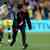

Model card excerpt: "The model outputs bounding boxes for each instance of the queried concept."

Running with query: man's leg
[0,32,3,42]
[8,27,11,39]
[8,33,11,39]
[7,27,12,43]
[21,26,28,49]
[10,28,18,46]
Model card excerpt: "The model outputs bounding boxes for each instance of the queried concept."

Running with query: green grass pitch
[0,32,50,50]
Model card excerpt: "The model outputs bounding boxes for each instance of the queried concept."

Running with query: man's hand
[19,21,23,26]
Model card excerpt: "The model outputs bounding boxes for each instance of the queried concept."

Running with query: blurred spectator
[48,0,50,19]
[45,12,48,20]
[7,0,16,19]
[35,7,42,19]
[2,0,50,20]
[25,2,33,19]
[29,0,38,18]
[43,0,48,19]
[38,0,44,19]
[0,2,8,19]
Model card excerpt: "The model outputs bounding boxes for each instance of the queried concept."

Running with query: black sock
[0,38,2,42]
[8,34,11,39]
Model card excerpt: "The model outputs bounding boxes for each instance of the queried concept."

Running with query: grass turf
[0,32,50,50]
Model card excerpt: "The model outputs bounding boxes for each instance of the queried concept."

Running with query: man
[7,0,16,42]
[0,21,3,43]
[43,0,48,19]
[26,2,33,19]
[0,1,8,43]
[29,0,37,18]
[0,1,8,19]
[10,4,32,49]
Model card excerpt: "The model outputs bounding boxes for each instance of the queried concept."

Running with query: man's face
[23,5,27,11]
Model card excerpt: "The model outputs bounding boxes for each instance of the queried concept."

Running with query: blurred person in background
[35,7,42,19]
[0,1,8,19]
[0,0,3,39]
[0,0,8,45]
[0,20,4,46]
[7,0,16,42]
[8,0,15,19]
[43,0,48,19]
[28,0,38,19]
[25,2,33,19]
[38,0,44,19]
[0,1,13,43]
[48,0,50,19]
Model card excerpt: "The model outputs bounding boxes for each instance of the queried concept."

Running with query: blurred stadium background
[0,0,50,50]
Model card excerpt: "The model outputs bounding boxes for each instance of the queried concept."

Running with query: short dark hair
[17,4,23,9]
[25,2,29,6]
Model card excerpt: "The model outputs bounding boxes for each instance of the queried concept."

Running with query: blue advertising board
[0,20,50,32]
[25,20,50,32]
